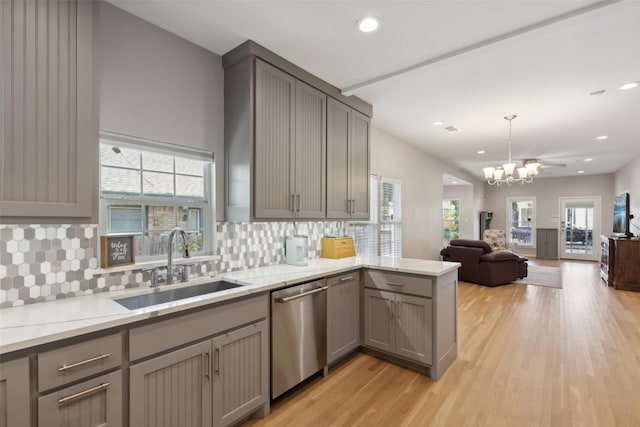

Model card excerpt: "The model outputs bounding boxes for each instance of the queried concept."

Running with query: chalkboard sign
[100,235,135,268]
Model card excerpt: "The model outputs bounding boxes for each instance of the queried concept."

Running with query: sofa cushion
[449,239,493,254]
[480,250,520,262]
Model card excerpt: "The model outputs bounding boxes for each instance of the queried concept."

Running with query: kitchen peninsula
[0,256,459,427]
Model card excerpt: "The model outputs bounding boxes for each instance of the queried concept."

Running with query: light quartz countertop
[0,256,459,355]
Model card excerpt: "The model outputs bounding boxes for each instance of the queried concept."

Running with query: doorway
[559,196,601,261]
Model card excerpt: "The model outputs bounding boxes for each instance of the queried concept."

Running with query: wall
[99,2,225,220]
[614,156,640,236]
[483,174,614,257]
[370,127,485,259]
[443,184,475,240]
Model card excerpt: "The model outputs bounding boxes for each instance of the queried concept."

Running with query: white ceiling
[107,0,640,182]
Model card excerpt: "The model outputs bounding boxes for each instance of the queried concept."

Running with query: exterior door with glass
[559,197,600,261]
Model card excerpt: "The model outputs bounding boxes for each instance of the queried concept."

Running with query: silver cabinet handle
[290,194,296,212]
[58,354,111,372]
[205,350,211,380]
[397,301,400,320]
[58,383,110,406]
[296,194,301,213]
[277,286,328,303]
[339,276,354,282]
[385,282,404,287]
[215,347,220,375]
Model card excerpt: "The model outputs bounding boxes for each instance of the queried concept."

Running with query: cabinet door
[0,0,95,219]
[294,80,326,218]
[0,358,30,427]
[326,98,351,219]
[350,110,370,219]
[38,370,122,427]
[130,341,212,427]
[363,288,395,353]
[254,59,295,219]
[327,272,361,364]
[212,321,269,427]
[395,294,433,364]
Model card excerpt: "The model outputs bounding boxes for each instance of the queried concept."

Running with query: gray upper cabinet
[0,0,96,221]
[326,98,370,220]
[253,60,326,219]
[223,41,370,222]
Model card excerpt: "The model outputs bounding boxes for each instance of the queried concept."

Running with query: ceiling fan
[520,158,567,173]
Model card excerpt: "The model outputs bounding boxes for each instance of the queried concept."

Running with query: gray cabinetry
[537,228,558,259]
[0,357,30,427]
[363,288,432,365]
[130,341,212,427]
[212,321,269,426]
[327,271,361,364]
[226,58,326,221]
[326,98,370,219]
[0,0,96,221]
[38,370,122,427]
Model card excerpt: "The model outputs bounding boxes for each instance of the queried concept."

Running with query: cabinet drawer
[129,294,269,361]
[327,270,360,286]
[38,370,122,427]
[364,270,432,298]
[38,333,122,392]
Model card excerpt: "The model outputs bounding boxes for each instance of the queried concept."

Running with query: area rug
[515,265,562,289]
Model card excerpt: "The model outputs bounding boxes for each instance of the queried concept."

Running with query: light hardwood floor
[245,259,640,426]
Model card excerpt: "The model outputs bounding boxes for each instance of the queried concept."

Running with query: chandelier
[482,115,539,186]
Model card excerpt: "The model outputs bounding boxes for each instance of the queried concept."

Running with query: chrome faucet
[167,227,191,284]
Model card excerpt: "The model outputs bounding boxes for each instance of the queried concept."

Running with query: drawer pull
[339,276,354,282]
[385,282,404,287]
[58,383,110,406]
[58,353,111,372]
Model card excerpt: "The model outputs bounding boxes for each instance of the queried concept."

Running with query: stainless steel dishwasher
[271,279,327,399]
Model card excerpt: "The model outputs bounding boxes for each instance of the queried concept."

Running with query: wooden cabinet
[362,269,457,380]
[536,228,558,259]
[0,0,96,221]
[212,321,269,427]
[254,60,326,219]
[130,341,212,427]
[610,238,640,291]
[0,358,30,427]
[363,288,432,365]
[37,332,123,427]
[38,370,122,427]
[327,271,361,364]
[326,98,370,220]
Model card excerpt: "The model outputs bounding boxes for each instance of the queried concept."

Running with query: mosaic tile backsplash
[0,221,347,308]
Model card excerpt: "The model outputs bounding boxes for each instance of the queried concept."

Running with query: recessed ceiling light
[432,121,444,126]
[595,135,608,140]
[577,170,585,174]
[452,181,459,185]
[619,81,639,91]
[356,17,380,33]
[584,158,593,162]
[477,150,486,154]
[589,90,606,96]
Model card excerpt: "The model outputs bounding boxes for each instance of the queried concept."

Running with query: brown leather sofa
[440,239,528,287]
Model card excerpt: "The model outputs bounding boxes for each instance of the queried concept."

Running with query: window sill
[93,255,220,276]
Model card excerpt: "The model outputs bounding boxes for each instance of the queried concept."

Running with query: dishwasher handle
[276,286,328,303]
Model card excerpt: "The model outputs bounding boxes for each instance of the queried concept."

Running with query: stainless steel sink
[114,281,243,310]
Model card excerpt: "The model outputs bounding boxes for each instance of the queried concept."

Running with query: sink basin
[114,281,243,310]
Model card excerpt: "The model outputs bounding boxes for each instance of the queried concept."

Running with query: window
[99,135,213,260]
[443,199,460,244]
[506,197,536,247]
[350,175,402,257]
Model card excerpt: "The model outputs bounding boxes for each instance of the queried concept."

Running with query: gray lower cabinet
[0,358,30,427]
[537,228,559,259]
[212,321,269,426]
[0,0,96,220]
[363,288,432,365]
[326,97,370,220]
[130,341,213,427]
[38,370,122,427]
[327,271,361,364]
